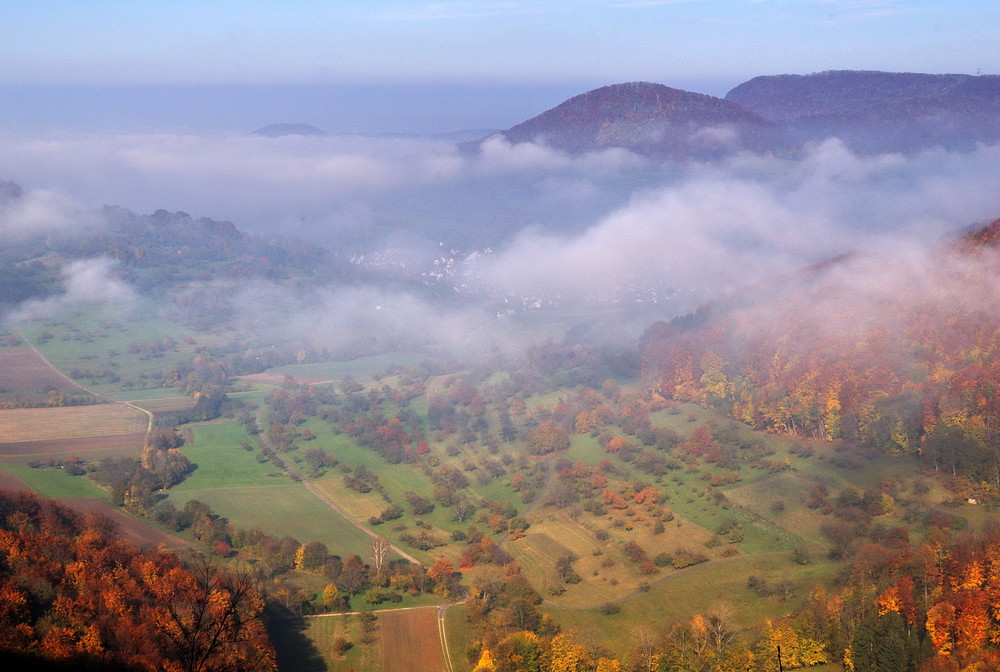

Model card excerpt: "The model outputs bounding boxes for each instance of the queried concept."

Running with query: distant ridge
[725,70,1000,121]
[481,72,1000,159]
[495,81,777,159]
[725,71,1000,152]
[252,123,328,137]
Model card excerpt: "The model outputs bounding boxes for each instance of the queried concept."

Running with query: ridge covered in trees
[641,218,1000,487]
[484,71,1000,158]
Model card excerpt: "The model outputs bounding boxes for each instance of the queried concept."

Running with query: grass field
[0,404,147,443]
[445,605,474,672]
[172,419,285,490]
[508,507,717,607]
[130,396,195,413]
[17,309,236,398]
[0,462,109,499]
[544,552,841,660]
[167,484,373,557]
[267,353,430,382]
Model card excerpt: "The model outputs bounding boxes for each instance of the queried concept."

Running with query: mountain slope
[641,218,1000,479]
[252,123,328,137]
[495,81,778,159]
[726,71,1000,151]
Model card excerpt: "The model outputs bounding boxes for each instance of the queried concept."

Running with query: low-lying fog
[4,129,1000,356]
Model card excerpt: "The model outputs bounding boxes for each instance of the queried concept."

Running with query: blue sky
[4,1,998,90]
[1,1,998,133]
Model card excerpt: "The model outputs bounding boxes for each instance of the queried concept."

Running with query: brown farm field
[60,498,192,550]
[0,347,84,402]
[0,470,33,492]
[0,404,147,443]
[377,608,446,672]
[0,434,145,460]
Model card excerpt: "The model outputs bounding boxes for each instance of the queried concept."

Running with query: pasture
[545,552,840,660]
[508,507,716,607]
[0,462,109,499]
[171,419,285,490]
[16,309,234,398]
[166,484,373,558]
[266,352,430,382]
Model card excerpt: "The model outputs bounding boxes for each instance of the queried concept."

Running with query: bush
[747,575,771,596]
[332,637,353,656]
[652,552,673,567]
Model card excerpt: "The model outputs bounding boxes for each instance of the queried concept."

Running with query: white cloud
[0,186,103,243]
[4,257,136,324]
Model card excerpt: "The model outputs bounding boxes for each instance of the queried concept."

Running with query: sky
[1,1,998,133]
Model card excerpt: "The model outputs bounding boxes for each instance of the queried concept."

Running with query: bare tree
[371,535,390,574]
[629,626,661,672]
[704,604,737,656]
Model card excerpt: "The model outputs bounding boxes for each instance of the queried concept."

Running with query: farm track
[12,329,155,439]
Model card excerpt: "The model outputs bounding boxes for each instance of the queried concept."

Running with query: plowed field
[378,608,445,672]
[0,348,83,402]
[0,405,147,443]
[61,498,191,550]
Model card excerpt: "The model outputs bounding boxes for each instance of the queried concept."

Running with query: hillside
[0,489,275,671]
[641,217,1000,483]
[252,123,328,137]
[726,70,1000,152]
[494,81,778,159]
[483,72,1000,159]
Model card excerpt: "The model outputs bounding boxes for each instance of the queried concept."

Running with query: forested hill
[494,81,778,158]
[96,206,337,289]
[725,71,1000,152]
[483,71,1000,158]
[640,218,1000,483]
[1,182,346,315]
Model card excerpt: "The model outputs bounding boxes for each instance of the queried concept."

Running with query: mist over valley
[6,68,1000,672]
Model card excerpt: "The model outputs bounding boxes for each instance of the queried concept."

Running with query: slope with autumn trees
[641,218,1000,489]
[0,489,275,672]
